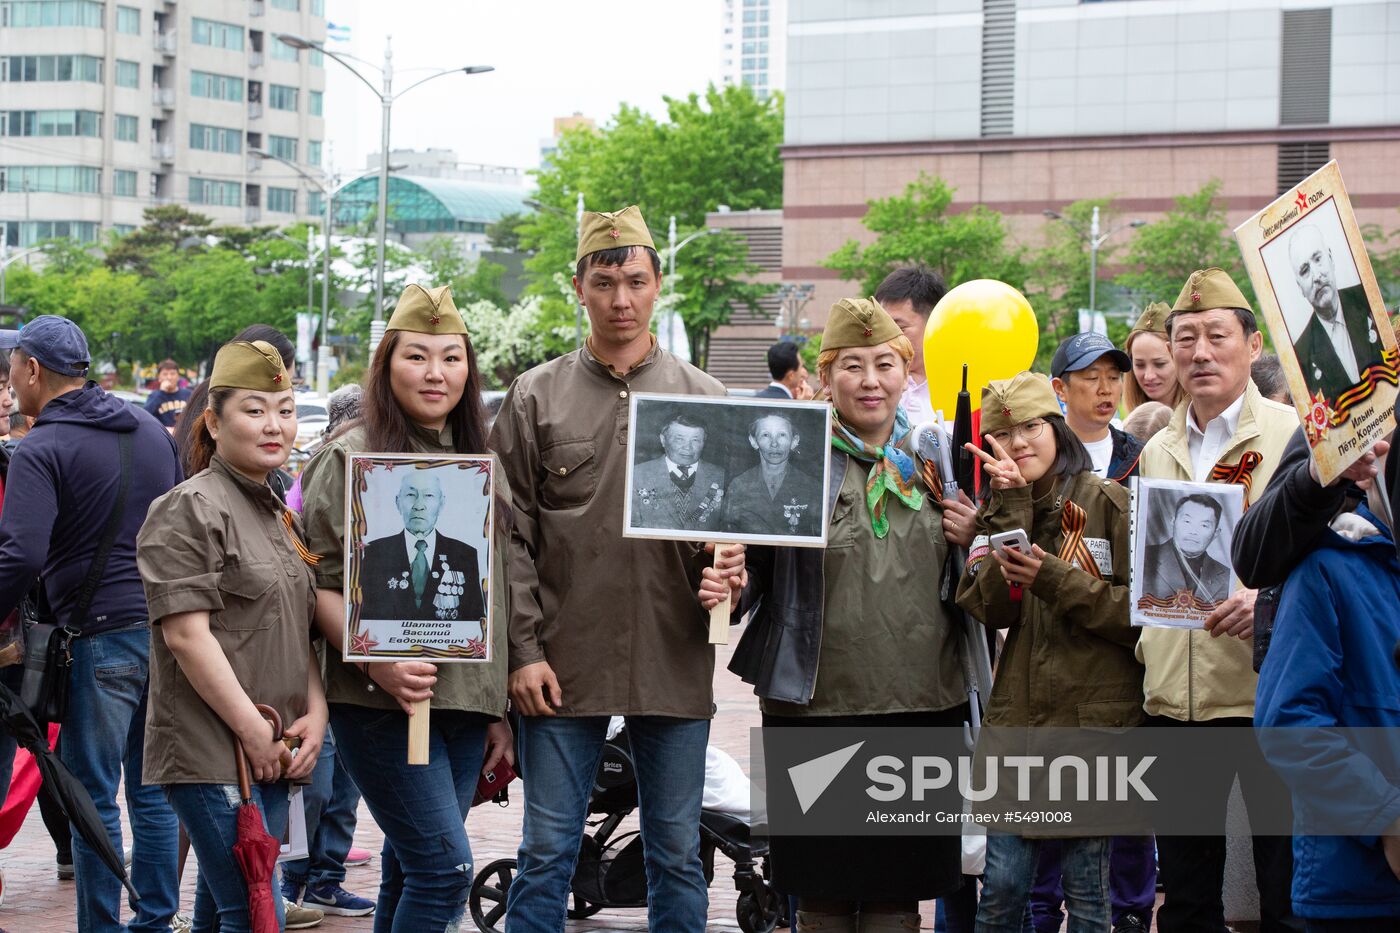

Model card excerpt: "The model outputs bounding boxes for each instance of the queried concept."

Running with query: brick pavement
[0,632,1162,931]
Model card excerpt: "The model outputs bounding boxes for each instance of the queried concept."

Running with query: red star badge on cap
[1191,292,1201,304]
[862,327,873,337]
[609,228,620,239]
[273,372,283,384]
[429,313,441,326]
[1001,406,1012,418]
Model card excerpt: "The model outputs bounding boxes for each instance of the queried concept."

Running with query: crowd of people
[0,200,1390,933]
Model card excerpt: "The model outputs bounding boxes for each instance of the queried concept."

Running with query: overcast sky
[321,0,724,182]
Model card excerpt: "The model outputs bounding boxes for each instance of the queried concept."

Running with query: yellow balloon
[922,280,1039,417]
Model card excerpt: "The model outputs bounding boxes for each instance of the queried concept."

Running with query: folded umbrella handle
[235,704,292,803]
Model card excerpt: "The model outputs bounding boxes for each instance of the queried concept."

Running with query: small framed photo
[343,454,494,662]
[1234,161,1399,485]
[1129,478,1244,630]
[623,393,832,547]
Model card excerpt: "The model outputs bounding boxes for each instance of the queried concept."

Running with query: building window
[270,39,298,61]
[112,224,135,236]
[192,17,244,51]
[113,169,137,197]
[307,140,321,165]
[114,113,137,141]
[269,84,298,111]
[309,48,322,67]
[3,220,99,247]
[189,177,241,206]
[115,59,139,88]
[0,0,103,27]
[115,4,139,33]
[308,90,323,116]
[310,0,323,14]
[0,165,101,193]
[189,123,241,153]
[191,70,244,102]
[307,190,324,215]
[270,0,298,9]
[267,186,296,213]
[268,134,297,161]
[0,54,102,82]
[1,109,102,137]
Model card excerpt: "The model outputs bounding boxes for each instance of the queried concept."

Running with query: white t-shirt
[1083,433,1114,478]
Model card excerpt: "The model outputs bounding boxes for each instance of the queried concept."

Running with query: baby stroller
[468,724,784,933]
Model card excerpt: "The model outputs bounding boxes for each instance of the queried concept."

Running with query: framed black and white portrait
[343,454,494,662]
[1129,478,1244,629]
[623,393,832,547]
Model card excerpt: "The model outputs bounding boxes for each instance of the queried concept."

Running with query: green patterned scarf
[830,407,923,538]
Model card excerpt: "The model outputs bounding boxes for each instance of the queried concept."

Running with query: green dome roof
[334,174,528,235]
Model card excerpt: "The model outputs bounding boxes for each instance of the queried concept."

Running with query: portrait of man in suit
[359,471,486,622]
[630,413,727,531]
[1142,493,1233,606]
[1287,223,1384,405]
[721,412,822,537]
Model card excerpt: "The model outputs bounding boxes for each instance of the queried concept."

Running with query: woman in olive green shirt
[299,284,511,932]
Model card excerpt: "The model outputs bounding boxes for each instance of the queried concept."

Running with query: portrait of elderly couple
[624,395,832,546]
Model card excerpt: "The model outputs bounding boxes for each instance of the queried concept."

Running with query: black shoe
[1113,916,1149,933]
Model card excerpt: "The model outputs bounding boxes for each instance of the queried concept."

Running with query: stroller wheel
[468,858,516,933]
[566,891,603,920]
[736,887,781,933]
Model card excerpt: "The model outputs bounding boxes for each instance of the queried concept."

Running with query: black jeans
[1147,715,1301,933]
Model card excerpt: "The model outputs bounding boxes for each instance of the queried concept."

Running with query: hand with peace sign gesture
[964,435,1028,491]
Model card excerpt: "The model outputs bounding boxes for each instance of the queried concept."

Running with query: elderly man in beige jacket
[1136,268,1302,933]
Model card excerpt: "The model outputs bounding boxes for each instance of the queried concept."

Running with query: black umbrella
[0,680,138,900]
[952,363,976,494]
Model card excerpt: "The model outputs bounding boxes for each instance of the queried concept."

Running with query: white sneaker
[171,913,192,933]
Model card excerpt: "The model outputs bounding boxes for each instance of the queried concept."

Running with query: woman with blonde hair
[730,297,978,933]
[1124,303,1185,412]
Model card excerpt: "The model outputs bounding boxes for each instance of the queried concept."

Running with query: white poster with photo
[1129,478,1244,629]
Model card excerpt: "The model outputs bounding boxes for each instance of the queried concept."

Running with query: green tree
[1361,211,1400,304]
[417,237,510,307]
[105,205,212,275]
[521,83,784,357]
[822,174,1026,295]
[1115,180,1253,307]
[667,231,772,369]
[486,212,530,253]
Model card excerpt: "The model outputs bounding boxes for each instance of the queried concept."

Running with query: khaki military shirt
[763,455,966,718]
[489,344,724,718]
[298,424,509,716]
[138,455,316,785]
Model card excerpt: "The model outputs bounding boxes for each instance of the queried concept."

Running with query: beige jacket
[1137,380,1298,721]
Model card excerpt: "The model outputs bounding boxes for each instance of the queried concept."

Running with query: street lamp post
[277,33,492,355]
[1043,206,1147,312]
[1,243,54,305]
[663,217,722,361]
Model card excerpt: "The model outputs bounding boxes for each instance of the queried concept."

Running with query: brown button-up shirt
[138,455,316,785]
[489,344,724,718]
[298,424,510,716]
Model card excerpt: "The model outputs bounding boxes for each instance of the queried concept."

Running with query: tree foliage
[1114,180,1253,307]
[1024,198,1129,370]
[520,83,784,358]
[822,174,1027,295]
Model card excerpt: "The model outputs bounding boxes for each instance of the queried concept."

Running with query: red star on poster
[348,630,379,656]
[1294,190,1308,213]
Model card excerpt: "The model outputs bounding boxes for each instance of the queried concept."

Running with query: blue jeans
[976,835,1108,933]
[282,728,361,889]
[61,625,179,933]
[330,703,487,933]
[507,715,709,933]
[166,781,290,933]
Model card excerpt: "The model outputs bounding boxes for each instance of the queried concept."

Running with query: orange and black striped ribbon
[1057,499,1103,580]
[282,510,322,567]
[1209,450,1263,510]
[1329,347,1400,426]
[920,460,945,504]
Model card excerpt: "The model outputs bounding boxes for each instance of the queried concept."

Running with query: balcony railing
[153,31,176,55]
[245,206,262,223]
[151,141,175,161]
[248,101,263,120]
[249,50,264,68]
[152,87,175,109]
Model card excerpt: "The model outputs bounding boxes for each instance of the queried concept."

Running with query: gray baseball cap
[0,316,91,377]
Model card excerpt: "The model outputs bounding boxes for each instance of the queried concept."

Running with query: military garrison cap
[209,340,288,392]
[1171,268,1252,315]
[385,284,468,336]
[979,372,1061,436]
[821,297,903,352]
[576,205,656,263]
[1130,302,1171,338]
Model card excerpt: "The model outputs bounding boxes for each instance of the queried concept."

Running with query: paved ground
[0,632,1170,932]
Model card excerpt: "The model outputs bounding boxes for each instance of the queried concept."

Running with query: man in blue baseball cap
[1050,331,1144,482]
[0,315,181,930]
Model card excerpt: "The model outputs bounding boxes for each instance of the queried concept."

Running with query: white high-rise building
[0,0,327,248]
[720,0,786,99]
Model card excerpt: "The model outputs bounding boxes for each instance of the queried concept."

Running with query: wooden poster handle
[708,543,735,645]
[407,699,430,765]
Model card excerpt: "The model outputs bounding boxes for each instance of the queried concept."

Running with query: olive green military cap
[209,340,288,392]
[385,283,468,336]
[1171,268,1252,315]
[979,371,1061,435]
[1131,301,1171,338]
[821,297,903,352]
[576,205,656,263]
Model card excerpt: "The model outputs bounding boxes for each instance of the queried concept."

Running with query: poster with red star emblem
[342,453,497,663]
[1234,161,1398,485]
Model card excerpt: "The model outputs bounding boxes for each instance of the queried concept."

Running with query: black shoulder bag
[20,433,134,724]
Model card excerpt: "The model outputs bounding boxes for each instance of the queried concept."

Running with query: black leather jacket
[727,449,847,704]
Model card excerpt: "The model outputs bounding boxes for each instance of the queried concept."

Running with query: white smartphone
[989,529,1031,556]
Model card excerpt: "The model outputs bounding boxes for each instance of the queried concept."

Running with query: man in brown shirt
[490,205,744,932]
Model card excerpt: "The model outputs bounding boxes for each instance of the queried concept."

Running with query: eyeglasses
[987,419,1048,446]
